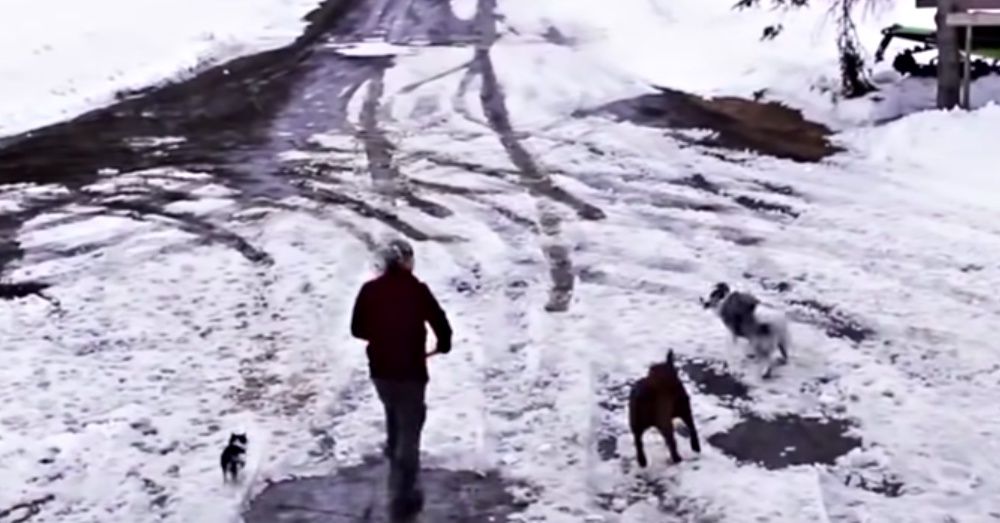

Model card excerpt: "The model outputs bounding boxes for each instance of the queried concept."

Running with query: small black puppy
[220,433,248,483]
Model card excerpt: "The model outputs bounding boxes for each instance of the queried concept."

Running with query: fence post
[937,0,963,108]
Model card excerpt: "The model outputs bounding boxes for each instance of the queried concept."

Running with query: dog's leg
[761,359,774,379]
[773,320,789,364]
[744,336,758,360]
[778,339,789,364]
[657,425,682,464]
[677,403,701,454]
[628,383,651,468]
[632,428,648,468]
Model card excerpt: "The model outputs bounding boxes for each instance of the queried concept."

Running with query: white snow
[497,0,1000,128]
[0,0,322,138]
[327,41,416,57]
[2,0,1000,522]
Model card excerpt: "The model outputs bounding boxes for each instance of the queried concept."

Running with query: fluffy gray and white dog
[701,282,790,379]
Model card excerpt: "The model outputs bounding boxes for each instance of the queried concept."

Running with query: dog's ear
[714,282,730,294]
[666,349,675,367]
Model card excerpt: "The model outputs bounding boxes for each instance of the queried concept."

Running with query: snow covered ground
[500,0,1000,128]
[2,0,1000,522]
[0,0,322,138]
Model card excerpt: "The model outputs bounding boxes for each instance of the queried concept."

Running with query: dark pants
[372,379,426,502]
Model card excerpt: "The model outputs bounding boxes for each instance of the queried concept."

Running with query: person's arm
[350,283,371,341]
[422,283,452,354]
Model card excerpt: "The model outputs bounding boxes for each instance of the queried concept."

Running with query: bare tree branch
[733,0,882,98]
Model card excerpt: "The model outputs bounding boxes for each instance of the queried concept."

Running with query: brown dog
[628,350,701,467]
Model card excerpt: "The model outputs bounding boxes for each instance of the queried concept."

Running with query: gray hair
[379,238,414,269]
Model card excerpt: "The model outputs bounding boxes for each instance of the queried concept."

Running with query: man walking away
[350,238,452,519]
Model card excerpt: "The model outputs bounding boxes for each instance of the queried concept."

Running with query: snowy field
[2,0,1000,522]
[0,0,322,137]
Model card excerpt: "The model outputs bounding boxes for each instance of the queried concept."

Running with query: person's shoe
[390,489,424,520]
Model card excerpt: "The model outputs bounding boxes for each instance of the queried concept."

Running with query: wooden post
[936,0,962,108]
[962,24,973,107]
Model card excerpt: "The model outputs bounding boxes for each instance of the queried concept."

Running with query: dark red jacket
[350,268,452,382]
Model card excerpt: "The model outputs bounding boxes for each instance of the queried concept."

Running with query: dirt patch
[0,213,24,276]
[541,26,573,46]
[576,266,682,296]
[673,174,722,195]
[741,272,794,294]
[243,459,533,522]
[717,227,765,246]
[789,298,875,344]
[449,262,484,296]
[731,194,799,217]
[680,359,751,404]
[0,494,55,523]
[670,173,800,218]
[841,469,905,498]
[708,414,861,470]
[593,471,722,520]
[580,87,841,163]
[754,180,799,197]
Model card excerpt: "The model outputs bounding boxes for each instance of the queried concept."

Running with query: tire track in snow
[470,1,604,312]
[259,0,464,240]
[251,199,382,254]
[473,48,607,227]
[297,181,459,243]
[479,259,543,459]
[219,215,314,420]
[365,0,480,124]
[453,60,490,129]
[306,0,473,230]
[407,149,762,254]
[516,138,784,247]
[6,185,274,272]
[358,67,454,219]
[383,58,475,129]
[227,217,378,465]
[434,197,596,515]
[434,193,573,499]
[480,277,580,511]
[670,173,800,219]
